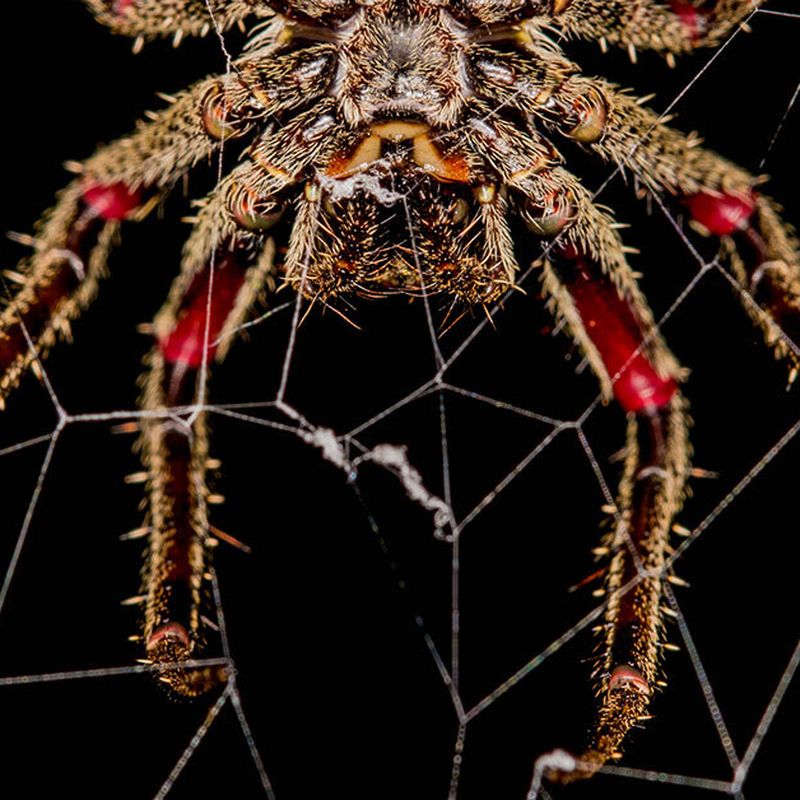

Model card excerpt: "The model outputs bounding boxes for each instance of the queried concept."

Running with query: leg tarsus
[585,398,689,770]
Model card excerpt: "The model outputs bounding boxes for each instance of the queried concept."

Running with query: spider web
[1,2,799,798]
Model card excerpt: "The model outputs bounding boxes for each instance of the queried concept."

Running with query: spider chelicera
[2,0,798,782]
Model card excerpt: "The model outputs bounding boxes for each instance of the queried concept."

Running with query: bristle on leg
[137,237,273,696]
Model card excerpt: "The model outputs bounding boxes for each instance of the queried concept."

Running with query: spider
[2,0,798,784]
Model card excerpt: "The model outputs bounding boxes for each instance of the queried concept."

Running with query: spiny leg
[542,76,800,368]
[554,0,765,56]
[528,170,685,440]
[0,43,333,405]
[137,96,345,688]
[543,247,689,778]
[592,398,688,768]
[1,180,142,404]
[139,181,279,695]
[720,199,800,365]
[0,75,244,403]
[83,0,265,41]
[515,167,690,777]
[1,36,338,685]
[139,244,274,695]
[460,105,683,387]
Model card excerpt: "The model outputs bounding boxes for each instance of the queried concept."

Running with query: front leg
[545,241,690,777]
[0,73,249,404]
[135,127,330,690]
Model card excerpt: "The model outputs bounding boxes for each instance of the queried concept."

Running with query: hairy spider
[3,0,798,783]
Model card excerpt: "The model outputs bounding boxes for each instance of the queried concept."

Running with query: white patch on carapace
[319,171,406,205]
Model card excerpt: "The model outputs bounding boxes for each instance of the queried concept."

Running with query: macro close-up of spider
[2,1,799,798]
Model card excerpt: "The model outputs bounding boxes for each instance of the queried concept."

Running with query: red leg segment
[685,190,800,365]
[548,243,688,778]
[553,243,678,413]
[0,180,145,401]
[159,253,249,371]
[141,239,270,695]
[561,247,677,413]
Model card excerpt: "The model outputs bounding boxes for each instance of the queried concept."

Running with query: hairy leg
[462,34,790,773]
[1,33,341,689]
[135,94,349,688]
[138,231,274,695]
[82,0,266,41]
[517,167,690,777]
[543,76,800,367]
[542,247,689,778]
[554,0,764,57]
[0,41,333,405]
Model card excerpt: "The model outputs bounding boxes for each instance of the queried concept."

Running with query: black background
[1,2,799,798]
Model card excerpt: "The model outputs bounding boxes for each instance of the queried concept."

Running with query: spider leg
[0,78,239,403]
[463,103,675,374]
[543,77,800,369]
[138,164,281,696]
[542,250,689,779]
[578,392,688,777]
[1,46,334,405]
[138,233,274,696]
[553,0,765,58]
[137,99,345,691]
[82,1,267,42]
[513,167,689,778]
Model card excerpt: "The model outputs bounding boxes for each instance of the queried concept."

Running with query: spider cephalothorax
[4,0,799,785]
